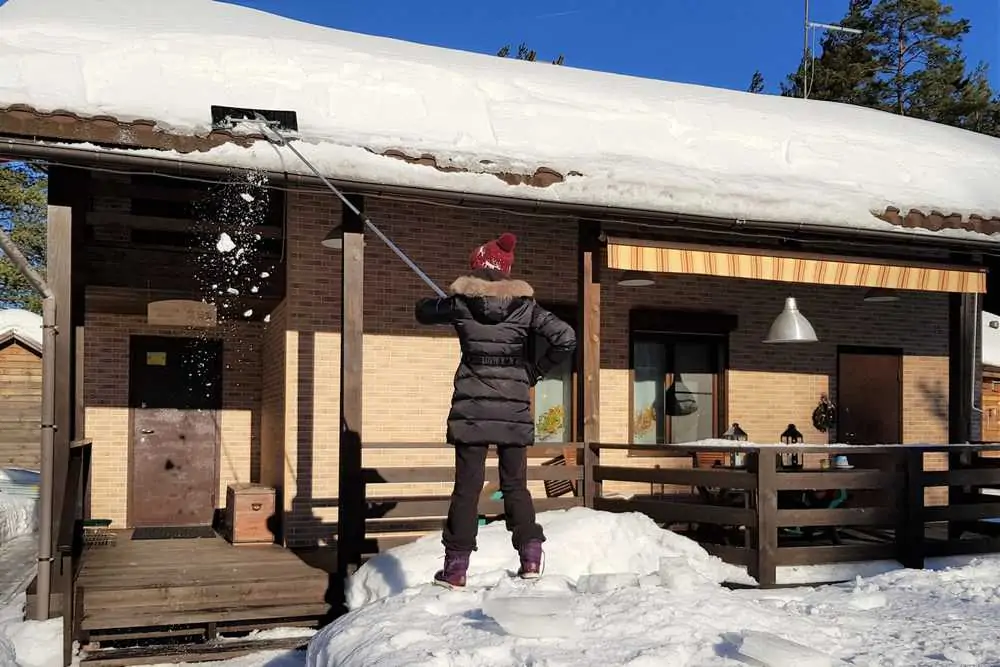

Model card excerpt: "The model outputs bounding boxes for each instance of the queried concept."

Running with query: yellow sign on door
[146,351,167,366]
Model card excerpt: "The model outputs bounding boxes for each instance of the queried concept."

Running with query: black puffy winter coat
[415,270,577,447]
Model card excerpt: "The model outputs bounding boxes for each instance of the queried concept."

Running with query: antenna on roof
[802,0,865,99]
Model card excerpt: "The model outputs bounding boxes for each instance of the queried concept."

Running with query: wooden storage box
[224,483,275,545]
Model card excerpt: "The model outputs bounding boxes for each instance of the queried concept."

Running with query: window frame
[529,303,578,444]
[627,309,735,457]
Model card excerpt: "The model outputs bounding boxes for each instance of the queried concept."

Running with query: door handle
[140,429,155,435]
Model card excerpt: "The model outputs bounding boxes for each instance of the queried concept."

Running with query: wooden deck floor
[76,530,336,650]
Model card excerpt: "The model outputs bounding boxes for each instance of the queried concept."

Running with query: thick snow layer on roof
[0,309,41,352]
[2,0,1000,238]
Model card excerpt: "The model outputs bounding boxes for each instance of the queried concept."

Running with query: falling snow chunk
[263,314,271,323]
[260,272,270,279]
[243,309,253,318]
[250,286,259,294]
[240,192,254,202]
[226,287,239,295]
[216,232,236,253]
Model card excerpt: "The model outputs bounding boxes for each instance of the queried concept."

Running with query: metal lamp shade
[320,224,343,250]
[863,287,900,303]
[763,297,818,343]
[618,270,654,287]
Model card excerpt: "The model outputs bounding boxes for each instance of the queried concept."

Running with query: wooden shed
[0,308,42,469]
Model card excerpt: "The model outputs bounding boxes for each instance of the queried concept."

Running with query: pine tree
[747,70,766,94]
[775,0,999,137]
[866,0,972,118]
[497,43,565,65]
[0,162,47,313]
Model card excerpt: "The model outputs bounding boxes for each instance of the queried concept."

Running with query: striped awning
[606,240,986,294]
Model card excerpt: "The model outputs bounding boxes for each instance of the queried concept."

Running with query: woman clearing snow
[414,232,577,588]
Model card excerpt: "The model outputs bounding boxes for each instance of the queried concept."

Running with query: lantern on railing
[780,423,804,469]
[723,422,748,467]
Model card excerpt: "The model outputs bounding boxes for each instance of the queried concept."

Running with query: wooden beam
[336,195,365,586]
[45,205,73,615]
[577,220,601,505]
[949,292,977,443]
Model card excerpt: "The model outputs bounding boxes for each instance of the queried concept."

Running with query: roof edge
[2,134,998,252]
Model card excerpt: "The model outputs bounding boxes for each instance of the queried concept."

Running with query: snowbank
[0,594,61,667]
[983,311,1000,368]
[0,497,36,546]
[1,0,1000,238]
[310,550,1000,667]
[346,507,754,609]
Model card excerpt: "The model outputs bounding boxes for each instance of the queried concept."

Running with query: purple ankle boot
[433,550,470,589]
[517,540,544,579]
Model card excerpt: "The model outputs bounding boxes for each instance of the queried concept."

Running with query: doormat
[131,525,217,540]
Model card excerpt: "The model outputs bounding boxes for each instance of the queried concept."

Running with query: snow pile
[983,310,1000,367]
[346,507,754,609]
[2,0,1000,237]
[0,311,41,352]
[0,594,61,667]
[309,549,1000,667]
[0,497,37,546]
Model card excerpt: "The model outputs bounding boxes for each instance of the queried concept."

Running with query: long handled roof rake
[211,105,447,298]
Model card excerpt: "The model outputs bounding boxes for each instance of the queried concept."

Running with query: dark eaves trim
[2,134,999,253]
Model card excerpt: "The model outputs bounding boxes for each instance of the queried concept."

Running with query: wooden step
[80,635,311,666]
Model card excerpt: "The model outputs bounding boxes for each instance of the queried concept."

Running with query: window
[530,305,577,444]
[628,309,733,450]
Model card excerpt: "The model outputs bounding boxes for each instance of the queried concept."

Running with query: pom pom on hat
[470,232,517,276]
[496,232,517,253]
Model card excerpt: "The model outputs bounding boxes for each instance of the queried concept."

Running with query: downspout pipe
[0,228,56,620]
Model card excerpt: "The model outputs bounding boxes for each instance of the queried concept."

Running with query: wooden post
[751,450,778,587]
[948,292,977,538]
[336,196,365,584]
[948,292,976,444]
[896,448,925,569]
[577,221,601,506]
[45,204,73,613]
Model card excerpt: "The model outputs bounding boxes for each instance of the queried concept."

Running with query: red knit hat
[470,232,517,276]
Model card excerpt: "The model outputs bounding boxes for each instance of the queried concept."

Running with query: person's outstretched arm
[415,296,458,325]
[529,304,577,381]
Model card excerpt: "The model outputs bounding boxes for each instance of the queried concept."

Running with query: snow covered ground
[305,508,1000,667]
[3,508,1000,666]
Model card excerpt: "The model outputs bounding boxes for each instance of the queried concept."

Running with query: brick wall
[268,193,956,544]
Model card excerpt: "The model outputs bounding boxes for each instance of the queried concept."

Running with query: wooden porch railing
[57,439,92,667]
[356,442,585,556]
[587,442,1000,587]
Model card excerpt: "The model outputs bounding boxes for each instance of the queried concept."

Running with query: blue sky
[225,0,998,93]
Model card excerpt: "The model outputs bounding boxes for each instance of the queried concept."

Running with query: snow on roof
[2,0,1000,239]
[0,309,41,353]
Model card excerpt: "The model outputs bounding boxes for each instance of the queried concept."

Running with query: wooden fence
[590,442,1000,587]
[359,442,585,556]
[343,441,1000,587]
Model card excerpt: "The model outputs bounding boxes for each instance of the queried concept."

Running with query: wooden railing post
[751,450,778,587]
[896,448,925,569]
[583,443,601,508]
[576,220,601,503]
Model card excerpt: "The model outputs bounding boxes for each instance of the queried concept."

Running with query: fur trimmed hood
[449,275,534,299]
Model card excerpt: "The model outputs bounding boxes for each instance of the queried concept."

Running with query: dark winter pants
[443,444,545,553]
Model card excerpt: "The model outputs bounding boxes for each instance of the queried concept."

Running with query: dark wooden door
[837,348,902,444]
[128,335,223,527]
